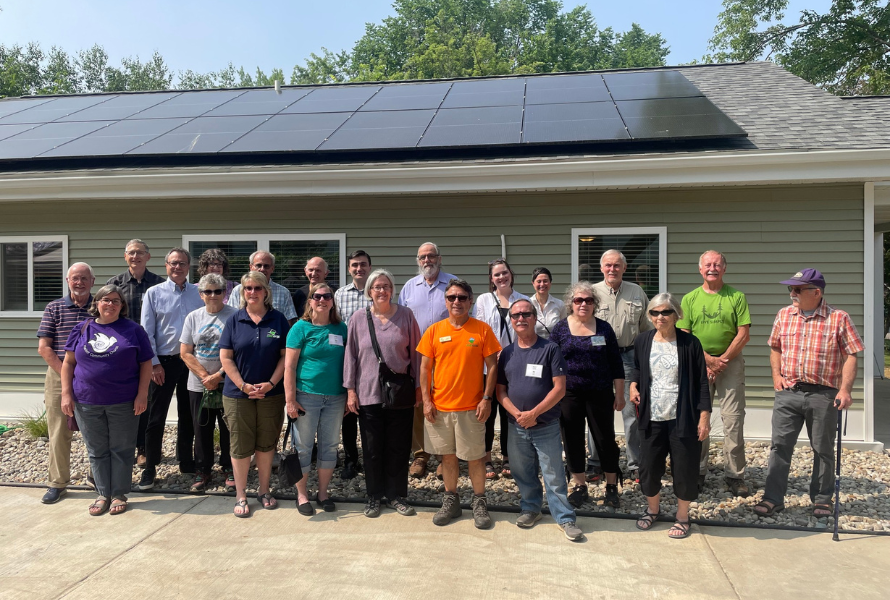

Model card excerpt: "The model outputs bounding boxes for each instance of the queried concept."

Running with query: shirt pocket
[624,299,643,322]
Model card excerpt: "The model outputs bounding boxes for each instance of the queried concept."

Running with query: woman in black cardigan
[629,292,711,539]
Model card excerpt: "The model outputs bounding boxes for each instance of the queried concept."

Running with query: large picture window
[182,234,346,290]
[0,236,68,316]
[571,227,666,298]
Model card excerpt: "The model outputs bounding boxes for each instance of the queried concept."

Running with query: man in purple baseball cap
[754,268,863,519]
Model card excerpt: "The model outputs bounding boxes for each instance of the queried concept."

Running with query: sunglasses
[509,311,534,320]
[445,294,469,302]
[572,297,595,305]
[312,293,333,301]
[649,309,676,317]
[201,289,224,296]
[788,286,819,293]
[243,286,264,292]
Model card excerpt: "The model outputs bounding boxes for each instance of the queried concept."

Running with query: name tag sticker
[328,334,344,346]
[526,364,543,378]
[439,336,452,343]
[591,336,606,347]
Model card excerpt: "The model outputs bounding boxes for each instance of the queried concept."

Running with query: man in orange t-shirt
[417,279,501,529]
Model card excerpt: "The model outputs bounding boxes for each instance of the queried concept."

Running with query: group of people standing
[36,239,862,541]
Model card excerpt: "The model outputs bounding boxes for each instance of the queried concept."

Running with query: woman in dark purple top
[550,281,626,510]
[61,284,154,516]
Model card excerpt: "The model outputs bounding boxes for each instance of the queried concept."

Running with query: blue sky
[0,1,832,77]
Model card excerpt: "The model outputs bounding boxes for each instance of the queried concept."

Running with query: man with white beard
[398,242,456,479]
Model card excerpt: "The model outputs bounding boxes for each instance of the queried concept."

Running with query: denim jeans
[589,348,639,470]
[75,401,139,499]
[507,420,575,525]
[291,391,347,471]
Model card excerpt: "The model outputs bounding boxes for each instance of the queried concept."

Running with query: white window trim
[0,235,69,318]
[181,233,347,287]
[571,227,667,291]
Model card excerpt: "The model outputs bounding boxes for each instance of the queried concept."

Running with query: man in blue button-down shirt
[398,242,457,478]
[136,248,203,490]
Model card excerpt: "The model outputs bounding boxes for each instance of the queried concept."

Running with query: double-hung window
[0,236,68,316]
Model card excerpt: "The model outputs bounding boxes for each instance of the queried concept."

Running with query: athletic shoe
[41,487,66,504]
[135,468,156,491]
[560,521,583,541]
[363,497,381,518]
[516,510,542,528]
[190,473,211,494]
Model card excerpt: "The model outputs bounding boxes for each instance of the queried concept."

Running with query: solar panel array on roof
[0,70,745,162]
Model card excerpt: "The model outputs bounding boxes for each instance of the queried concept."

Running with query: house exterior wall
[0,183,866,432]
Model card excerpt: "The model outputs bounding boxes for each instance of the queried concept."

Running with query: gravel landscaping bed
[3,424,888,532]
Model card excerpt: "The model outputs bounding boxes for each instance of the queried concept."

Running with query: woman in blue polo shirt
[219,271,289,518]
[284,282,348,516]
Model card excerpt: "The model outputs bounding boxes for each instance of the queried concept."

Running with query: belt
[618,345,634,353]
[789,382,836,394]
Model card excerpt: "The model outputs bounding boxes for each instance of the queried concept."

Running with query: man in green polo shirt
[677,250,751,497]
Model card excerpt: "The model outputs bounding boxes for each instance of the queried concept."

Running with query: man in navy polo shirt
[496,298,582,541]
[36,262,95,504]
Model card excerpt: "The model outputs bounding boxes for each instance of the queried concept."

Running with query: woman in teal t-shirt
[284,282,348,516]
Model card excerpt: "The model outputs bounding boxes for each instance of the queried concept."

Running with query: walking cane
[832,409,845,542]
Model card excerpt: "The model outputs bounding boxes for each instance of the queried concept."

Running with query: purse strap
[493,292,513,345]
[281,416,295,452]
[365,306,411,377]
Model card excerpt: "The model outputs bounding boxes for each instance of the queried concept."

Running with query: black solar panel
[420,106,522,147]
[41,118,191,157]
[0,121,110,159]
[127,115,268,154]
[523,102,629,143]
[0,70,746,162]
[222,113,351,153]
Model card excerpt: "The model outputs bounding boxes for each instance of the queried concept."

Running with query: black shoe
[41,487,66,504]
[136,467,156,491]
[297,500,315,516]
[341,461,358,480]
[316,496,336,512]
[568,484,589,508]
[698,474,706,492]
[605,483,620,508]
[179,462,196,476]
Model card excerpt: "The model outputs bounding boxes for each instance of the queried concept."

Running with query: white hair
[647,292,683,319]
[364,269,397,301]
[600,249,627,267]
[250,250,275,266]
[67,262,94,278]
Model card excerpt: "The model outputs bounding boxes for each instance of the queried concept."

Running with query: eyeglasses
[572,297,595,305]
[788,286,819,293]
[125,250,147,257]
[243,286,264,292]
[166,261,188,269]
[201,289,224,296]
[253,263,273,270]
[207,262,224,269]
[649,309,676,317]
[312,293,333,301]
[509,311,534,320]
[417,253,439,261]
[371,285,392,292]
[98,298,122,306]
[445,294,469,302]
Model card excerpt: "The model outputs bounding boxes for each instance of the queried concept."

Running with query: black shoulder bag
[277,417,303,487]
[366,307,416,410]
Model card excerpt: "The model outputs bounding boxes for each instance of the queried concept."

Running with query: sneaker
[341,461,358,480]
[223,468,235,489]
[605,483,620,508]
[471,494,492,530]
[190,473,210,494]
[628,469,640,484]
[135,468,156,491]
[560,520,583,541]
[568,484,589,508]
[433,492,462,526]
[41,487,66,504]
[408,457,428,479]
[363,497,381,518]
[726,478,751,498]
[516,510,542,528]
[585,465,602,482]
[387,497,416,516]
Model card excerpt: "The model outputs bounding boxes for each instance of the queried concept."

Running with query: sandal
[257,491,278,510]
[89,497,109,516]
[668,520,692,539]
[500,461,511,479]
[753,500,785,517]
[485,461,498,480]
[233,498,250,518]
[109,497,128,515]
[813,503,833,517]
[636,509,659,531]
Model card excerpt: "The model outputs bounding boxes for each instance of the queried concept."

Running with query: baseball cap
[780,268,825,289]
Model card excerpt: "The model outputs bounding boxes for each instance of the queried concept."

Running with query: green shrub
[20,409,48,439]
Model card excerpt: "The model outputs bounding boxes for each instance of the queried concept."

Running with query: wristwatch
[481,395,493,401]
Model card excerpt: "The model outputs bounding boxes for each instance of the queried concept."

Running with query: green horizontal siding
[0,183,866,404]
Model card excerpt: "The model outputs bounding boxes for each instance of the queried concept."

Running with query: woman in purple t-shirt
[61,284,154,516]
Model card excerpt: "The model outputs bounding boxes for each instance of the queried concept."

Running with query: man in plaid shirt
[754,268,863,519]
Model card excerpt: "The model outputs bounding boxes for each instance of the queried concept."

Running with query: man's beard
[418,264,439,278]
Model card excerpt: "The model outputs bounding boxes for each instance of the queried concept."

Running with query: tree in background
[707,0,889,95]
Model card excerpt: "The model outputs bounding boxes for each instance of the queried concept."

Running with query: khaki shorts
[223,394,285,459]
[424,409,486,461]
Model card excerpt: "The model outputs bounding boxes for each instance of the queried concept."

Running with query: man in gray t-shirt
[495,299,581,541]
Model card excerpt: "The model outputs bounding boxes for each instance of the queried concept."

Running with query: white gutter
[0,148,889,201]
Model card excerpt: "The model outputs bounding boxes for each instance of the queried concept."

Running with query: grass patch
[20,409,48,439]
[213,428,220,448]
